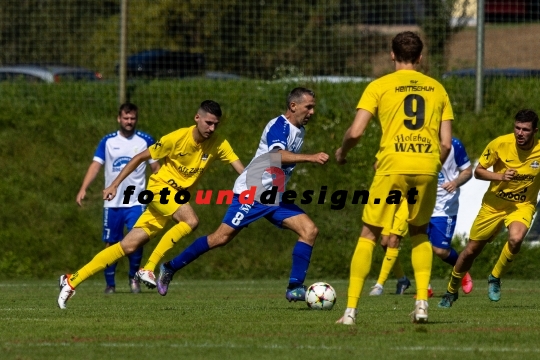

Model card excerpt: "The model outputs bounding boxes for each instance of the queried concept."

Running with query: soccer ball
[305,282,337,310]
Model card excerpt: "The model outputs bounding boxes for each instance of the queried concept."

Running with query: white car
[0,65,102,83]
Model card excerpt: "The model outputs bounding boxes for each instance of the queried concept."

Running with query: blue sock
[127,247,143,278]
[104,262,118,287]
[443,248,459,266]
[168,236,210,271]
[288,241,313,289]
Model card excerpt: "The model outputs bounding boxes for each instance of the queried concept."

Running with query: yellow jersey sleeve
[357,81,379,116]
[148,131,178,161]
[478,138,501,169]
[217,139,240,164]
[442,93,453,121]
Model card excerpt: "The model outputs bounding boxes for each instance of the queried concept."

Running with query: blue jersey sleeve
[266,117,289,151]
[137,131,156,147]
[452,138,470,168]
[93,136,109,162]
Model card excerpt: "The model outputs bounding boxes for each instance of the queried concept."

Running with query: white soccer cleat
[336,308,357,325]
[135,269,156,289]
[410,300,428,324]
[57,275,76,310]
[369,284,384,296]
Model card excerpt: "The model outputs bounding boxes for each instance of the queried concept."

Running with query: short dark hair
[392,31,423,63]
[118,102,138,116]
[199,100,222,117]
[515,109,539,129]
[286,87,315,109]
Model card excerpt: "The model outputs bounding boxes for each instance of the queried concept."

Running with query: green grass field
[2,278,540,360]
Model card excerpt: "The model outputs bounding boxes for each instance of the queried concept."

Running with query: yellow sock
[447,268,466,294]
[376,247,400,286]
[491,242,516,278]
[347,237,376,308]
[69,243,125,288]
[393,259,405,279]
[143,222,192,272]
[410,234,432,301]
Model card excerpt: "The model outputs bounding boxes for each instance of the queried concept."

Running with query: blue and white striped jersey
[233,115,305,195]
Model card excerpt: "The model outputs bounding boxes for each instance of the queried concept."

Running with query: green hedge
[2,78,540,280]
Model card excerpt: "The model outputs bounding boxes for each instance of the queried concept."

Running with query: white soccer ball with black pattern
[305,282,336,310]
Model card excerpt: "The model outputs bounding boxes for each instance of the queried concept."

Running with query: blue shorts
[222,194,305,230]
[427,215,457,249]
[102,206,145,243]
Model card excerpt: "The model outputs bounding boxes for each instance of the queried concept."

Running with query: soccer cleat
[129,277,141,294]
[438,291,458,308]
[488,274,501,302]
[156,263,175,296]
[396,276,411,295]
[410,300,428,323]
[461,272,474,294]
[369,284,384,296]
[336,308,357,325]
[135,269,157,289]
[285,285,307,302]
[104,285,116,294]
[57,275,76,309]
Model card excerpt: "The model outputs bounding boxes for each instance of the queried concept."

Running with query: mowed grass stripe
[2,279,540,360]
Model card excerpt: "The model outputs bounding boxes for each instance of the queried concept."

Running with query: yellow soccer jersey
[358,69,454,175]
[148,125,239,192]
[479,133,540,209]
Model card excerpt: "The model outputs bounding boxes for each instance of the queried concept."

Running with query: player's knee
[507,237,523,251]
[432,246,449,259]
[185,216,199,231]
[186,216,199,230]
[303,224,318,244]
[207,234,230,248]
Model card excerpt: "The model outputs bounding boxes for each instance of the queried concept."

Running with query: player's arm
[76,161,102,206]
[149,161,161,174]
[439,120,452,164]
[335,109,373,165]
[474,163,516,182]
[277,149,329,165]
[230,159,245,174]
[441,165,473,193]
[103,149,152,201]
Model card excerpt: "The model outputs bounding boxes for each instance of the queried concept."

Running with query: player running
[439,109,540,307]
[58,100,244,309]
[153,87,329,302]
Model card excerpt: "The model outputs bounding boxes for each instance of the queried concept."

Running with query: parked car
[0,65,102,83]
[122,49,205,78]
[442,68,540,79]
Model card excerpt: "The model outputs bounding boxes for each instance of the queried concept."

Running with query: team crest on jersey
[112,157,131,172]
[531,161,539,169]
[202,153,209,161]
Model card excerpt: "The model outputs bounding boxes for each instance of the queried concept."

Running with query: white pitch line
[393,346,540,353]
[4,341,348,351]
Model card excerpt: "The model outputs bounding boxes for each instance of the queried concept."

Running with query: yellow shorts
[381,199,409,237]
[134,180,188,237]
[469,202,535,241]
[362,174,437,230]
